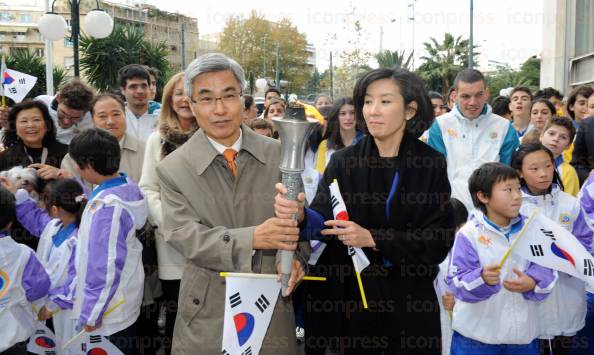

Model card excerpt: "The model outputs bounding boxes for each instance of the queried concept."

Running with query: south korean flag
[222,276,281,355]
[79,334,123,355]
[26,322,57,355]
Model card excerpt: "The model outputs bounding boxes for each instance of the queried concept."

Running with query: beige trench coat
[157,125,305,355]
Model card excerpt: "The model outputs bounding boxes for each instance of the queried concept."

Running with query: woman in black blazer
[276,68,455,355]
[0,99,68,249]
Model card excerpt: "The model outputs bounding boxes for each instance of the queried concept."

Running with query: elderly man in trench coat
[157,53,307,354]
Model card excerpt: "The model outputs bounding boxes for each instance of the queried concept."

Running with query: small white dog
[0,166,39,198]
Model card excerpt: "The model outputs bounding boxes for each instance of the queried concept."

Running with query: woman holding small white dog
[0,100,68,249]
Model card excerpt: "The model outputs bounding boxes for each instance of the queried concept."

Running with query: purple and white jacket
[0,232,51,352]
[73,174,147,335]
[579,174,594,294]
[15,189,77,313]
[447,211,557,345]
[521,185,589,338]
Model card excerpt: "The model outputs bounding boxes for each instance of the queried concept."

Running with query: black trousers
[107,321,142,355]
[160,279,180,355]
[0,341,33,355]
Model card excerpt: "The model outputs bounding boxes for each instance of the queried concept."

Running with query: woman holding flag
[275,67,455,354]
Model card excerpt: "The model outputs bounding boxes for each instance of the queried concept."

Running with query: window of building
[20,14,32,23]
[0,12,13,22]
[9,47,26,56]
[64,38,73,48]
[33,48,44,57]
[576,0,594,56]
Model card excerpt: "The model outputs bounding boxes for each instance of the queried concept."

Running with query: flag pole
[1,54,5,109]
[498,208,539,269]
[219,272,326,281]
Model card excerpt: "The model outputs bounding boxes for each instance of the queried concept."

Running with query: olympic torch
[273,105,317,296]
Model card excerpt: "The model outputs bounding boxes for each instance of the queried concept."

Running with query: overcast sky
[135,0,545,71]
[20,0,546,70]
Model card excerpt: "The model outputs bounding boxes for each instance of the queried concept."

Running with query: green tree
[6,49,66,100]
[79,24,171,98]
[218,11,311,94]
[486,57,541,97]
[375,50,413,70]
[416,33,479,94]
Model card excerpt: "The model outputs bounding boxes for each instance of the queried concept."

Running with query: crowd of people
[0,51,594,355]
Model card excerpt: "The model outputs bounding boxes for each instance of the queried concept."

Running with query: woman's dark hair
[0,185,16,231]
[468,162,520,213]
[428,91,444,101]
[43,179,87,227]
[90,93,126,116]
[530,98,556,118]
[566,85,593,119]
[353,68,433,138]
[322,97,365,150]
[69,128,121,176]
[2,99,58,149]
[243,95,254,110]
[450,198,469,228]
[510,143,564,192]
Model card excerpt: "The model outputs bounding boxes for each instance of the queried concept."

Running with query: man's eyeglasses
[58,108,84,122]
[190,92,242,107]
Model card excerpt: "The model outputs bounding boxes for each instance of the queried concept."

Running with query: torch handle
[280,172,301,296]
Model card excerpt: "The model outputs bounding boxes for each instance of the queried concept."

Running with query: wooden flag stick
[219,272,326,281]
[498,208,539,269]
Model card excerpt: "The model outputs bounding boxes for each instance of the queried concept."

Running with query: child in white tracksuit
[69,128,148,354]
[512,143,589,353]
[448,162,557,354]
[11,179,85,354]
[0,184,51,354]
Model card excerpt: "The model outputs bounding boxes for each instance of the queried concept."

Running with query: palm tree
[375,50,413,70]
[6,49,66,100]
[416,33,479,94]
[80,24,170,97]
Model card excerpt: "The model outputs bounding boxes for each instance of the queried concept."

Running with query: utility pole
[329,52,333,99]
[180,22,186,70]
[71,0,80,77]
[408,0,416,70]
[275,45,280,89]
[469,0,474,68]
[379,25,384,53]
[262,35,267,77]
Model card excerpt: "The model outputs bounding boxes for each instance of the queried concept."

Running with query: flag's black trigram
[530,244,544,257]
[584,259,594,277]
[347,246,355,257]
[222,350,230,355]
[90,335,102,343]
[255,294,270,313]
[540,228,556,241]
[44,351,56,355]
[8,87,16,94]
[242,346,253,355]
[230,292,242,308]
[18,78,26,85]
[331,195,339,210]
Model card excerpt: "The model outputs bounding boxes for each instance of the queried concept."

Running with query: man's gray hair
[184,53,246,98]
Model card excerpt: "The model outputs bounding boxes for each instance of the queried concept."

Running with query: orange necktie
[223,148,238,177]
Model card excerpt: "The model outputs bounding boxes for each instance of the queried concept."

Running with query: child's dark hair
[511,143,564,192]
[542,116,576,143]
[44,179,87,227]
[450,198,469,228]
[468,162,520,213]
[69,128,121,176]
[0,185,16,231]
